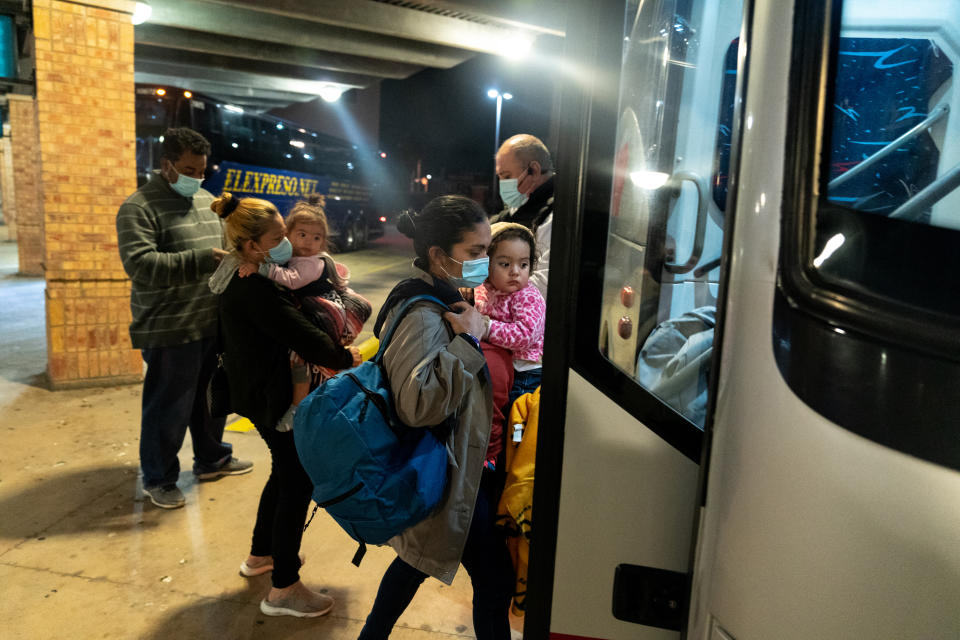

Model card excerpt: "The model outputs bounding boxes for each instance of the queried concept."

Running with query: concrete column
[8,94,42,274]
[32,0,142,387]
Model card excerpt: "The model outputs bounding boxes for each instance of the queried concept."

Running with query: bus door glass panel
[600,0,742,429]
[816,3,958,309]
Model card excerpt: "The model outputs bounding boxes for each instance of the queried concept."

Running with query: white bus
[526,0,959,638]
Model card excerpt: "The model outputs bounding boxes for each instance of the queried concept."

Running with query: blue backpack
[293,294,451,565]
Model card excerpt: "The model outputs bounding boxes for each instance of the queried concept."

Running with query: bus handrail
[663,171,709,275]
[889,161,960,221]
[828,103,949,192]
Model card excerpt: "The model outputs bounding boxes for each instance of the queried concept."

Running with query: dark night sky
[377,36,563,208]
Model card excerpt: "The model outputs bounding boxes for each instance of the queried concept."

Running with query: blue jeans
[358,471,514,640]
[508,367,542,409]
[139,337,231,489]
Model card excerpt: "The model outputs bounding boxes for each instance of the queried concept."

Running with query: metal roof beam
[135,62,344,101]
[135,24,422,80]
[136,59,366,95]
[135,73,319,105]
[202,0,543,54]
[146,0,472,68]
[135,44,377,89]
[133,71,317,104]
[392,0,566,37]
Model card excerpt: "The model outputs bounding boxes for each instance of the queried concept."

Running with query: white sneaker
[260,587,334,618]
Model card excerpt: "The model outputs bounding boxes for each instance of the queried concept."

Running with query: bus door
[685,0,960,638]
[527,0,748,637]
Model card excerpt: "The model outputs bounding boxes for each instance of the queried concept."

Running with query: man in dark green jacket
[117,127,252,509]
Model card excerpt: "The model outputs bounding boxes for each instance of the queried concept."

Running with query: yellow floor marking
[225,416,256,433]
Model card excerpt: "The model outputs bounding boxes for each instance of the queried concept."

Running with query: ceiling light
[131,1,152,25]
[502,34,533,59]
[319,85,343,103]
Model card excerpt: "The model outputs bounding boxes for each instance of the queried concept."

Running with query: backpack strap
[371,294,448,364]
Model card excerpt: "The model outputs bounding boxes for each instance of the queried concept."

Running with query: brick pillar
[0,123,17,242]
[8,94,43,274]
[33,0,142,388]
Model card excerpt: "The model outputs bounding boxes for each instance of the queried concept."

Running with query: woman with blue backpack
[358,195,515,639]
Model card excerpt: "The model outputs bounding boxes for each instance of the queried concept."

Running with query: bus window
[825,35,953,225]
[599,0,743,429]
[813,2,959,314]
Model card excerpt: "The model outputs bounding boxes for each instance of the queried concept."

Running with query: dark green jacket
[116,173,222,348]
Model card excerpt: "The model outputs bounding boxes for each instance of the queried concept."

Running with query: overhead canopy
[134,0,565,111]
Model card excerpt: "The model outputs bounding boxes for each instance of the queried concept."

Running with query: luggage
[293,294,451,564]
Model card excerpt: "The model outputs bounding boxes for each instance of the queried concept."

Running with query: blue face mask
[261,237,293,264]
[498,167,530,210]
[443,254,489,288]
[168,169,203,198]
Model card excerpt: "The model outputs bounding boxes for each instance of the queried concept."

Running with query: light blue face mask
[261,237,293,264]
[168,169,203,198]
[498,167,530,210]
[444,254,489,288]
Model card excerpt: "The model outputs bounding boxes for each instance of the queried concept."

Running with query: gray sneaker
[195,457,254,481]
[144,484,185,509]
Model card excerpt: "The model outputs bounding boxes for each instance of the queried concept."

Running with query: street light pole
[487,89,512,210]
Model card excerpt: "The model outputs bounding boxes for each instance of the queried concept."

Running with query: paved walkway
[0,239,519,639]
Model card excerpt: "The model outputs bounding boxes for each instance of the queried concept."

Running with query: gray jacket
[381,269,493,584]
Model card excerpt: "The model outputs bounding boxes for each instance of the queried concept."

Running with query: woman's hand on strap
[443,301,486,338]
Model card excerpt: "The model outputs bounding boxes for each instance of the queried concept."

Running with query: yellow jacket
[497,386,539,615]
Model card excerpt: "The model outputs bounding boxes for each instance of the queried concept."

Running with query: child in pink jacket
[239,195,370,431]
[474,222,546,463]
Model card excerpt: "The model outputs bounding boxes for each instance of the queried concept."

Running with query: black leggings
[250,426,312,589]
[358,471,515,640]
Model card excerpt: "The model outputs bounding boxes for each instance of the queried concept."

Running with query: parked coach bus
[524,0,959,639]
[135,85,384,251]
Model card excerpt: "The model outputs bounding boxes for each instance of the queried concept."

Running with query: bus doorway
[528,0,960,639]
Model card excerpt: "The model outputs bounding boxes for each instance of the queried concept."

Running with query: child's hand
[458,287,475,305]
[237,262,258,278]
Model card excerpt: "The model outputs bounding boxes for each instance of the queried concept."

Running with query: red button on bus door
[620,286,635,308]
[618,316,633,340]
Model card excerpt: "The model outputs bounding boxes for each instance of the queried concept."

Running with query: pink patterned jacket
[474,282,545,365]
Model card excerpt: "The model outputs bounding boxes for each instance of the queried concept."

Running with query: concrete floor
[0,237,522,639]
